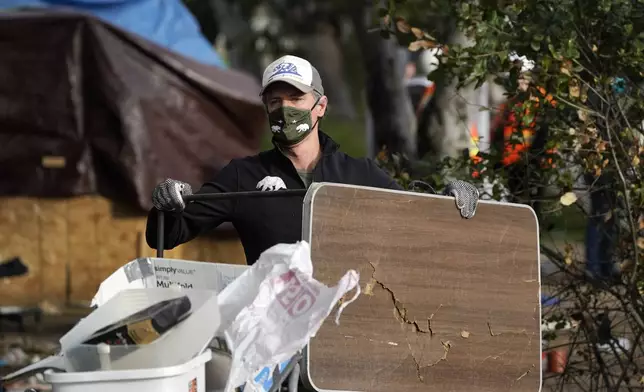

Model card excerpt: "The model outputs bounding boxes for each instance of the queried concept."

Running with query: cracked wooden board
[300,183,541,392]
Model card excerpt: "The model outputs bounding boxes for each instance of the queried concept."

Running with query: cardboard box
[91,258,249,307]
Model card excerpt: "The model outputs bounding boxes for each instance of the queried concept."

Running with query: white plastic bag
[219,241,360,392]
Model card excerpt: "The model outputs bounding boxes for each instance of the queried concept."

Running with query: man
[146,55,478,265]
[403,49,438,159]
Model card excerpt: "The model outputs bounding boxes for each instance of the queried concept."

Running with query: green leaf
[634,39,644,51]
[428,66,447,85]
[548,43,558,57]
[531,41,541,51]
[522,112,536,127]
[542,57,552,71]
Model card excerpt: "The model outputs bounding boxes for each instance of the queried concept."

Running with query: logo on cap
[270,62,301,79]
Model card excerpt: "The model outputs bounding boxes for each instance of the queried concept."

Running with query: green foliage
[381,0,644,274]
[377,0,644,388]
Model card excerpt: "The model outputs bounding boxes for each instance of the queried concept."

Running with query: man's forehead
[263,82,306,98]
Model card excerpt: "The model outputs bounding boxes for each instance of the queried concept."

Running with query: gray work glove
[443,180,479,219]
[152,178,193,212]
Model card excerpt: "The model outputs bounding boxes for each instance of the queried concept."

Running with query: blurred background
[1,0,642,390]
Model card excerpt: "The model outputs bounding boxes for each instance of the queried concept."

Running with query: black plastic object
[155,190,308,257]
[83,296,192,346]
[0,257,28,278]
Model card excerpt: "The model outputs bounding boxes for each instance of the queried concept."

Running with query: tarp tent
[0,0,226,67]
[0,9,267,211]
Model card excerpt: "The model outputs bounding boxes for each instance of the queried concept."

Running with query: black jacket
[145,131,402,264]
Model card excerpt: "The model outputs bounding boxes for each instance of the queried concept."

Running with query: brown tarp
[0,9,267,211]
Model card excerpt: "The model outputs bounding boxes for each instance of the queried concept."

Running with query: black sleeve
[365,158,404,191]
[145,160,239,250]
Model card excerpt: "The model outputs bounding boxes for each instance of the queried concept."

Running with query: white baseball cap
[260,55,324,96]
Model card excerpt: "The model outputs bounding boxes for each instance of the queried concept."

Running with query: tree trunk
[209,0,263,77]
[424,30,478,160]
[349,1,416,159]
[301,22,357,120]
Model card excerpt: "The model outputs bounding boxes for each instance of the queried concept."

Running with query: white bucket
[44,350,212,392]
[61,289,220,372]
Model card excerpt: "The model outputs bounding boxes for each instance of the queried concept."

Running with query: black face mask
[268,99,320,147]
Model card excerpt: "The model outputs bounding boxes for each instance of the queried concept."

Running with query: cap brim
[259,79,314,96]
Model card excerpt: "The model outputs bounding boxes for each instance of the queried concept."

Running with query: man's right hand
[152,179,193,212]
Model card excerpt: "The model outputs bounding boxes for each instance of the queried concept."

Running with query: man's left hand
[444,180,479,219]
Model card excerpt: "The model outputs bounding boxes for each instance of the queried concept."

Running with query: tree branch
[604,106,641,286]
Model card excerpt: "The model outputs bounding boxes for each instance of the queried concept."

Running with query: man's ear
[316,95,328,117]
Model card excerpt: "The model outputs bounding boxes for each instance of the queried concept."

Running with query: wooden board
[301,183,541,392]
[0,196,246,307]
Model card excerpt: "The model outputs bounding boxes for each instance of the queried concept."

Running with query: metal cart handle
[155,189,307,257]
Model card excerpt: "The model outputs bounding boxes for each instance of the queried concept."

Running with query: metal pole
[156,209,165,257]
[154,189,308,258]
[183,189,306,202]
[477,81,491,153]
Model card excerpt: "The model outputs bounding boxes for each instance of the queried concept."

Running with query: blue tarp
[541,294,561,307]
[1,0,227,68]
